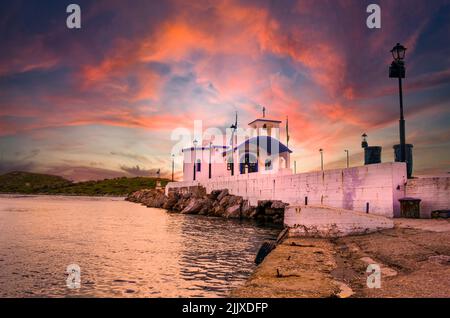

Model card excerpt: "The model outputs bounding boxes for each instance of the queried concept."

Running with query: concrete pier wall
[167,162,407,218]
[405,176,450,218]
[284,205,394,237]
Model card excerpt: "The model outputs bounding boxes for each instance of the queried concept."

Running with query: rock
[249,209,258,218]
[199,198,214,215]
[265,208,278,216]
[241,200,256,218]
[213,204,225,216]
[225,204,241,218]
[127,189,167,208]
[221,195,240,209]
[208,190,222,200]
[257,200,272,209]
[271,200,288,209]
[272,215,284,225]
[182,192,192,200]
[189,186,206,198]
[181,199,203,214]
[217,189,229,201]
[163,192,179,210]
[127,186,288,224]
[219,195,231,207]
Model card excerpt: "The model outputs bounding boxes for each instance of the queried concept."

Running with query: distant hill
[0,171,170,196]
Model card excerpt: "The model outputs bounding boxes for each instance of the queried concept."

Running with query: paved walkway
[395,218,450,232]
[231,219,450,298]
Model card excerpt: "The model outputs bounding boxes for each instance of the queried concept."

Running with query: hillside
[0,171,170,196]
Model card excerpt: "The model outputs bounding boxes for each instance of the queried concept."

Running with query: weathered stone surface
[208,190,222,200]
[217,189,229,201]
[225,204,241,218]
[264,208,278,216]
[181,199,203,214]
[219,195,230,207]
[241,200,256,218]
[198,198,214,215]
[163,192,179,210]
[271,200,288,210]
[213,204,225,216]
[258,200,272,209]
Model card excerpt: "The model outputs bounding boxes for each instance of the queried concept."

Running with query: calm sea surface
[0,195,279,297]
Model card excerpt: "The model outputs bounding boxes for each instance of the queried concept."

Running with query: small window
[196,159,201,172]
[265,159,272,171]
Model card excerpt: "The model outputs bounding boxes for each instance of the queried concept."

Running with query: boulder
[241,200,255,218]
[257,200,272,209]
[227,195,243,207]
[271,200,288,209]
[199,198,214,215]
[208,190,222,200]
[216,189,229,201]
[272,215,284,225]
[189,186,206,198]
[163,192,179,210]
[225,204,241,219]
[219,195,231,207]
[181,199,203,214]
[182,192,192,200]
[127,186,288,224]
[130,189,166,208]
[249,209,258,218]
[264,208,278,216]
[213,204,226,216]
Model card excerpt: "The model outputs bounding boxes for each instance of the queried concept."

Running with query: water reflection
[0,195,279,297]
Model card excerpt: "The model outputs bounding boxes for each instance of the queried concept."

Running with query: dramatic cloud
[0,0,449,179]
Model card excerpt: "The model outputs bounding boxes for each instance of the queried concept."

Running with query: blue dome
[232,136,292,154]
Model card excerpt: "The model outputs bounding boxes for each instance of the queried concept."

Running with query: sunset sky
[0,0,449,181]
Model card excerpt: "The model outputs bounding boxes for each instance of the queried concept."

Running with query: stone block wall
[166,162,408,218]
[404,176,450,218]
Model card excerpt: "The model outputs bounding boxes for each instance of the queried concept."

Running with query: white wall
[183,147,228,182]
[168,162,407,218]
[404,176,450,218]
[284,205,394,237]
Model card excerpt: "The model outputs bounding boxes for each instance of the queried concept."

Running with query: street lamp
[361,133,368,148]
[209,140,212,179]
[319,149,324,171]
[391,43,406,61]
[193,139,198,181]
[344,150,349,168]
[389,43,407,164]
[171,154,175,182]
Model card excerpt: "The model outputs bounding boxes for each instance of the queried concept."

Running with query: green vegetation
[0,171,170,196]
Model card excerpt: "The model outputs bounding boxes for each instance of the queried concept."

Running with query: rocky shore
[126,186,287,224]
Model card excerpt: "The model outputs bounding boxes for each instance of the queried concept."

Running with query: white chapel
[182,113,292,182]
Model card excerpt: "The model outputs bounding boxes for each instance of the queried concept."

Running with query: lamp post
[361,133,368,148]
[193,139,198,181]
[319,149,324,171]
[389,43,407,164]
[171,154,175,182]
[344,150,349,168]
[209,141,212,179]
